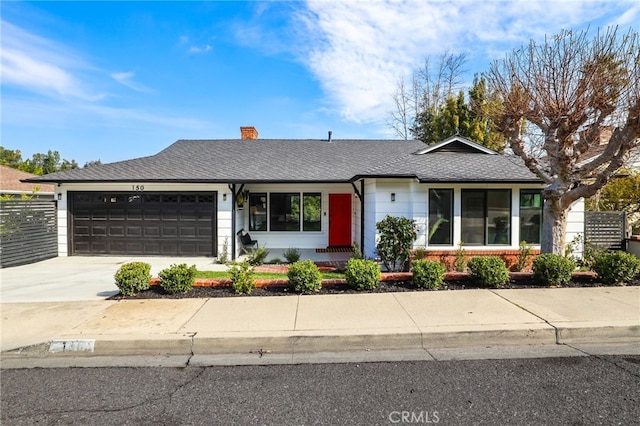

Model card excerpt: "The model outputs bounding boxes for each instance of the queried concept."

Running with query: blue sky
[2,1,638,165]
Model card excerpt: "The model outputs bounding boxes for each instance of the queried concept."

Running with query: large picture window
[303,193,321,231]
[461,189,511,245]
[249,192,323,232]
[428,189,453,245]
[270,193,300,231]
[520,190,542,244]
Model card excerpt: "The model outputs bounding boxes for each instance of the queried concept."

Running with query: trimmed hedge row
[114,250,639,296]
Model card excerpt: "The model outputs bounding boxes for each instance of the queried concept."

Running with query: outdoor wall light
[57,193,62,201]
[391,193,396,202]
[223,193,227,202]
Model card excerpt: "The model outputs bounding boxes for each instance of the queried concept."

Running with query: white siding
[363,179,378,258]
[233,183,355,256]
[57,192,68,256]
[368,181,546,254]
[566,198,585,258]
[217,189,233,259]
[57,179,583,259]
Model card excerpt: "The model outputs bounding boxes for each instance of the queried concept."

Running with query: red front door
[329,193,352,247]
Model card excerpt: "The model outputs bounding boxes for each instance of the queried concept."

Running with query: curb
[3,323,638,366]
[10,322,639,357]
[0,326,557,358]
[555,323,640,344]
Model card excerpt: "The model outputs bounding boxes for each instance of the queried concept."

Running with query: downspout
[350,179,366,255]
[231,183,237,260]
[360,179,365,254]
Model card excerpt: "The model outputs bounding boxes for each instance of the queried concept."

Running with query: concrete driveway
[0,256,222,303]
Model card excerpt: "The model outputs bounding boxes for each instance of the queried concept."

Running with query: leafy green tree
[413,91,469,144]
[1,148,84,175]
[0,147,23,168]
[19,151,58,175]
[83,160,102,168]
[60,159,79,172]
[409,77,506,152]
[467,76,507,153]
[586,169,640,229]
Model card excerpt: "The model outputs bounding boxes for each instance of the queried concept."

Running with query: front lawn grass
[195,270,345,280]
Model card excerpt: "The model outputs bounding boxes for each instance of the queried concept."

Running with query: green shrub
[578,242,606,271]
[218,237,229,264]
[288,259,322,293]
[532,254,575,286]
[413,247,427,261]
[283,247,301,264]
[513,241,533,272]
[412,259,445,289]
[245,245,269,266]
[467,256,509,288]
[376,215,418,272]
[453,241,467,272]
[228,260,256,294]
[114,262,151,296]
[159,263,197,294]
[592,251,640,285]
[351,241,364,259]
[345,258,380,290]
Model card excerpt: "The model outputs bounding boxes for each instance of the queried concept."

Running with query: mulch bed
[109,275,639,300]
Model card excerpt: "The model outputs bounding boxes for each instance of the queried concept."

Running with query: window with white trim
[519,190,542,244]
[461,189,511,245]
[428,189,453,245]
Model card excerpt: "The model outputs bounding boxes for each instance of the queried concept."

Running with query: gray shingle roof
[25,138,541,184]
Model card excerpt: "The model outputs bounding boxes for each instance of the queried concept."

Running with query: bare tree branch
[486,26,640,254]
[387,52,468,141]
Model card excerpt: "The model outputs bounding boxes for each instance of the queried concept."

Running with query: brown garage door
[69,192,216,256]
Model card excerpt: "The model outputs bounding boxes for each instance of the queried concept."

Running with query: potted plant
[236,190,249,210]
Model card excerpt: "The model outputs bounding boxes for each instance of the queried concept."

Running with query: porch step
[315,247,353,253]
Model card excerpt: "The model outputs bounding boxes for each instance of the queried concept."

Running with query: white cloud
[188,44,212,54]
[179,34,213,54]
[111,71,153,93]
[0,20,103,101]
[608,3,640,26]
[287,0,638,125]
[2,96,211,144]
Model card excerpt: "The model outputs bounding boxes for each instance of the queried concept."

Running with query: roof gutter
[22,178,357,185]
[416,179,544,184]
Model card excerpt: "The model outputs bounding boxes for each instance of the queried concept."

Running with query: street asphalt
[1,256,639,368]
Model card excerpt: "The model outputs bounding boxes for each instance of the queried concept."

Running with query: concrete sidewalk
[2,286,639,368]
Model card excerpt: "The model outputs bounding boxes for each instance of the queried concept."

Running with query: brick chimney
[240,126,259,140]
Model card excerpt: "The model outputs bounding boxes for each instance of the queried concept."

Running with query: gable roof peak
[414,134,498,155]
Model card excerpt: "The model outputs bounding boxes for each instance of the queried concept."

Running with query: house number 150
[132,185,145,191]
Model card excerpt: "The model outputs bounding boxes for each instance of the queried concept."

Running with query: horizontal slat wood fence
[0,200,58,268]
[584,211,627,251]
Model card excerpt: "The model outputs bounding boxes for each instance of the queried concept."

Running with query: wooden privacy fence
[584,211,627,251]
[0,200,58,268]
